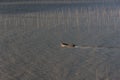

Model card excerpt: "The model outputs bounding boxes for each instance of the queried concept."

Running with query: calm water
[0,3,120,80]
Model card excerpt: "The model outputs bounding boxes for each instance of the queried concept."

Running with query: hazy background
[0,1,120,80]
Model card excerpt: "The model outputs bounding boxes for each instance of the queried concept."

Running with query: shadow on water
[0,2,120,14]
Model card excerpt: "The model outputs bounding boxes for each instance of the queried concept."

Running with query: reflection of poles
[75,9,80,30]
[67,8,71,33]
[36,16,39,29]
[61,9,67,33]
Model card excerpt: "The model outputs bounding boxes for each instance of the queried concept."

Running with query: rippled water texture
[0,2,120,80]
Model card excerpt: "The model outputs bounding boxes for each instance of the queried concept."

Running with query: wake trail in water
[75,45,120,49]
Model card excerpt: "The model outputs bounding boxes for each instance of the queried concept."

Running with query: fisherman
[60,42,76,48]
